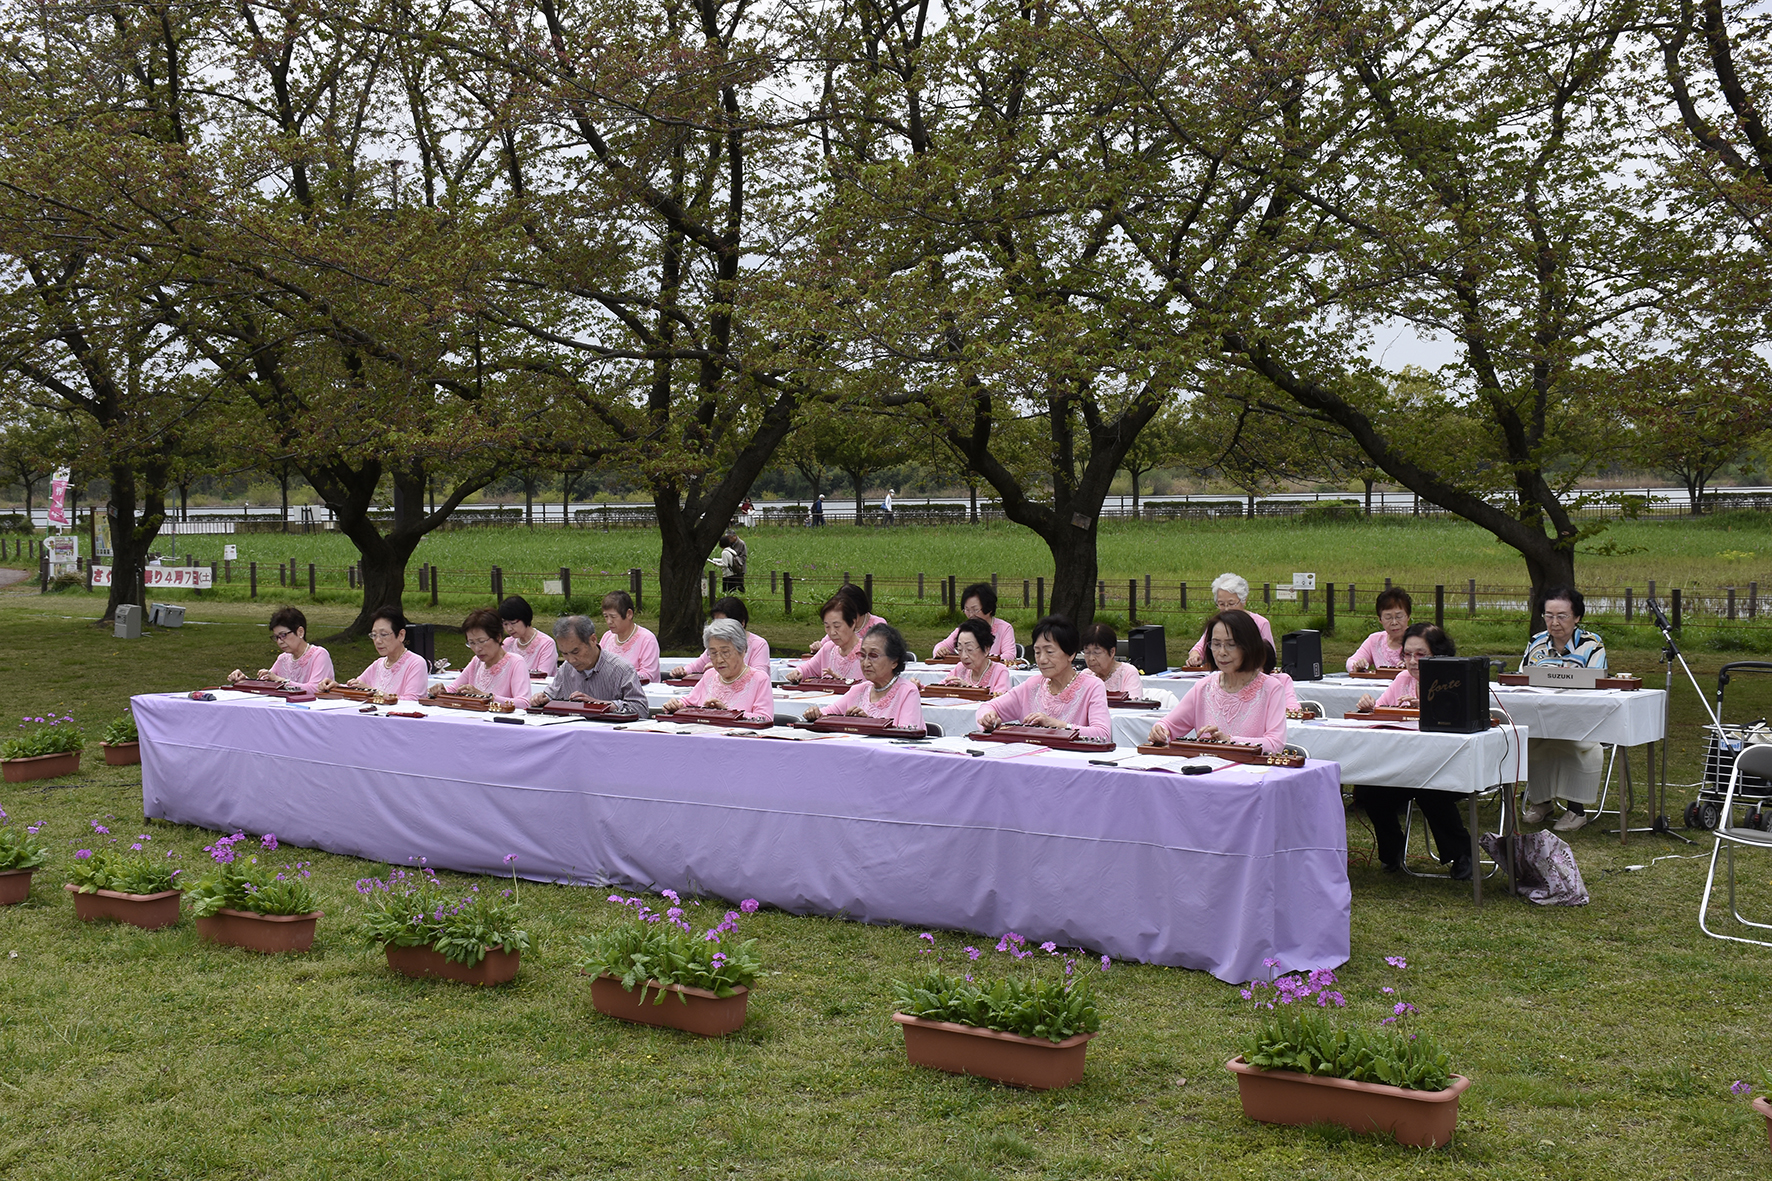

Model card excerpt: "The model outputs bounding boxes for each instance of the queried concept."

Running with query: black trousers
[1354,784,1471,866]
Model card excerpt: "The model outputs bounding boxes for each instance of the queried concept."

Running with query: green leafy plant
[69,820,180,894]
[101,711,138,745]
[892,931,1106,1043]
[1238,957,1453,1092]
[577,891,761,1000]
[357,859,532,965]
[0,807,50,871]
[184,832,320,917]
[2,709,84,759]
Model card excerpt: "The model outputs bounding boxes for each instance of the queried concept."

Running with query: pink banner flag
[46,467,70,526]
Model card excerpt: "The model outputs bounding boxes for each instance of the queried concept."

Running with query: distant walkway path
[0,568,32,589]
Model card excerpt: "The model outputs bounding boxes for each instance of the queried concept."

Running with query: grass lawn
[4,533,1772,1177]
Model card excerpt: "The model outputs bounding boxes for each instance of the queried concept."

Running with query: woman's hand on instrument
[978,709,1000,731]
[704,697,725,710]
[256,668,279,682]
[529,691,549,708]
[1197,724,1225,742]
[1023,712,1063,729]
[1147,722,1170,745]
[668,667,685,679]
[932,642,954,657]
[227,668,247,683]
[845,706,868,717]
[661,697,683,713]
[1355,693,1375,712]
[802,705,823,721]
[1352,660,1370,673]
[786,669,802,683]
[1399,696,1418,708]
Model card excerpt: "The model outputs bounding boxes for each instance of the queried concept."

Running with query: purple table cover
[135,694,1350,981]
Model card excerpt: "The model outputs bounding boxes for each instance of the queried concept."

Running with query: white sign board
[91,566,214,589]
[1292,572,1316,590]
[45,536,79,571]
[223,544,238,561]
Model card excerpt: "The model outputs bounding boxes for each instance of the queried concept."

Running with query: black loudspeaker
[1418,656,1490,733]
[404,622,437,671]
[1281,630,1323,681]
[1123,625,1168,674]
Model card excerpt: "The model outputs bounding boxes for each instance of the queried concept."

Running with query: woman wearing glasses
[228,607,334,691]
[1148,610,1288,754]
[974,616,1111,738]
[936,617,1011,694]
[427,607,530,707]
[323,605,429,698]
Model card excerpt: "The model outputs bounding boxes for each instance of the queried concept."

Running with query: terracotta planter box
[385,943,521,986]
[893,1013,1098,1090]
[64,884,182,929]
[1754,1097,1772,1151]
[2,750,81,783]
[0,868,33,905]
[101,741,141,766]
[196,907,322,953]
[1226,1056,1473,1148]
[590,973,748,1036]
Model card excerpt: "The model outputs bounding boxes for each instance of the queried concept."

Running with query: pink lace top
[356,650,429,698]
[1347,630,1405,672]
[504,630,558,676]
[1100,661,1144,695]
[976,670,1111,739]
[1156,671,1289,754]
[1187,611,1276,664]
[943,660,1011,695]
[681,666,774,721]
[269,645,334,693]
[830,677,925,729]
[600,625,660,683]
[1375,669,1418,709]
[446,653,530,707]
[798,636,864,682]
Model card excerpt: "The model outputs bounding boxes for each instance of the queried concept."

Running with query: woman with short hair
[228,606,334,691]
[429,607,530,707]
[931,582,1016,660]
[789,594,866,682]
[1150,610,1288,754]
[1355,622,1450,711]
[804,624,925,731]
[659,618,774,721]
[499,595,558,675]
[975,615,1111,738]
[1347,588,1413,672]
[327,605,428,697]
[599,590,660,683]
[1080,623,1144,695]
[937,617,1011,694]
[1185,573,1275,666]
[669,597,771,678]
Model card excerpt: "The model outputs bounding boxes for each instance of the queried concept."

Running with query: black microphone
[1646,596,1671,631]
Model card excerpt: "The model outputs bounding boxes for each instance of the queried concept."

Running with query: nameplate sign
[1527,665,1603,690]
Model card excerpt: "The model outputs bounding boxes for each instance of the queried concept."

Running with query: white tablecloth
[1277,675,1663,746]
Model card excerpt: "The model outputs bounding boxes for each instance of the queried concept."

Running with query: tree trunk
[1687,474,1703,515]
[850,470,866,524]
[655,524,709,651]
[99,458,167,625]
[1130,470,1142,518]
[23,478,33,524]
[1363,477,1374,515]
[1520,537,1577,636]
[1040,519,1100,626]
[968,481,978,524]
[524,476,535,526]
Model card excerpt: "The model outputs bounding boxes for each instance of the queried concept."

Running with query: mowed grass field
[3,517,1772,1177]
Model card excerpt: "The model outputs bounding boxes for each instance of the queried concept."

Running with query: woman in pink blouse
[1081,623,1145,695]
[599,590,660,683]
[788,594,866,683]
[1184,574,1275,666]
[324,605,428,698]
[499,595,558,676]
[1149,610,1288,754]
[937,618,1012,695]
[229,607,334,692]
[668,596,771,678]
[804,624,925,731]
[1346,587,1412,672]
[931,582,1017,660]
[659,619,775,721]
[428,608,530,707]
[1354,623,1451,711]
[976,616,1111,739]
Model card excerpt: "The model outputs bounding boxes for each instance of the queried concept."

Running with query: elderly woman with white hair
[1186,573,1276,667]
[658,617,775,721]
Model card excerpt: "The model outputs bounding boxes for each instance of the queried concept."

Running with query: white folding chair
[1698,744,1772,948]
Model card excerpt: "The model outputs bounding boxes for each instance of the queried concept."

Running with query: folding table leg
[1470,795,1481,908]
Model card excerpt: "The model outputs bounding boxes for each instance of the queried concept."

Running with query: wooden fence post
[418,565,427,592]
[708,568,718,609]
[1728,587,1736,620]
[1301,587,1309,613]
[1098,580,1106,609]
[864,573,873,605]
[560,567,571,605]
[1434,584,1444,628]
[783,572,793,616]
[1625,587,1633,621]
[1468,579,1476,618]
[1129,579,1138,625]
[1036,577,1045,618]
[431,565,439,607]
[1144,574,1151,608]
[1263,582,1270,606]
[1672,588,1681,630]
[771,570,778,594]
[948,575,957,618]
[250,562,257,598]
[1024,579,1030,607]
[917,573,924,600]
[309,563,316,598]
[1325,583,1335,634]
[1179,581,1186,610]
[629,568,642,614]
[1348,582,1355,612]
[1752,582,1759,620]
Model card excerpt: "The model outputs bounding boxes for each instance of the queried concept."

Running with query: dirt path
[0,568,31,589]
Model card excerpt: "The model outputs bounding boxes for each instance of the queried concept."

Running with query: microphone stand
[1627,597,1714,843]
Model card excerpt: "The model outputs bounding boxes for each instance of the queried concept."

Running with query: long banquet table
[134,692,1351,982]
